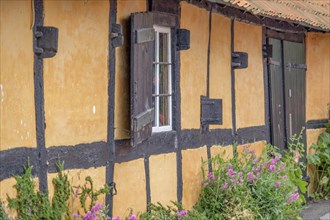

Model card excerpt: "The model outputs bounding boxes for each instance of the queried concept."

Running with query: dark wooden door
[268,38,306,149]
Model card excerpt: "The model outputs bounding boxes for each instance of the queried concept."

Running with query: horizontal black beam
[0,147,38,180]
[306,119,329,129]
[0,126,267,180]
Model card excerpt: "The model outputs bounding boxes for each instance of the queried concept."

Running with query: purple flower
[270,156,280,165]
[83,211,93,220]
[227,163,232,168]
[129,214,137,220]
[238,172,243,176]
[247,172,255,183]
[250,149,256,154]
[227,168,235,176]
[91,203,102,212]
[253,159,258,165]
[267,164,276,172]
[203,181,209,187]
[73,212,80,218]
[75,187,80,198]
[283,175,288,180]
[177,210,188,220]
[274,181,281,188]
[208,172,216,181]
[288,193,300,203]
[221,182,228,189]
[239,176,244,183]
[256,172,260,177]
[112,217,120,220]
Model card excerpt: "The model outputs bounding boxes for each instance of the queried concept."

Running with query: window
[152,26,172,132]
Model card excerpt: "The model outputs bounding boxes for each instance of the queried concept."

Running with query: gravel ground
[301,200,330,220]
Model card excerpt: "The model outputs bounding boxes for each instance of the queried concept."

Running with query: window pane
[159,32,168,62]
[159,96,170,126]
[159,64,169,94]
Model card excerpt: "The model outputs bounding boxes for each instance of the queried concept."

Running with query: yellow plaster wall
[113,159,146,218]
[0,177,18,218]
[306,128,326,194]
[149,153,177,206]
[180,2,209,129]
[43,0,109,147]
[306,33,330,120]
[209,13,232,129]
[182,146,208,210]
[115,0,147,140]
[237,141,266,157]
[47,167,106,214]
[0,1,36,150]
[306,128,325,154]
[234,21,265,129]
[211,145,233,160]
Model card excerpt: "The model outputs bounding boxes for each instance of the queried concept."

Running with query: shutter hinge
[34,26,58,58]
[232,52,248,69]
[111,23,124,47]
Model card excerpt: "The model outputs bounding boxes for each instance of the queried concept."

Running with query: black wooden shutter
[130,12,154,147]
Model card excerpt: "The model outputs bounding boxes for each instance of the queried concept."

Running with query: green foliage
[76,176,111,214]
[51,161,71,220]
[6,164,50,220]
[0,200,11,220]
[307,123,330,200]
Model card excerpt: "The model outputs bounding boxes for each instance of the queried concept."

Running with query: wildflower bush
[140,135,307,220]
[194,140,307,220]
[307,122,330,200]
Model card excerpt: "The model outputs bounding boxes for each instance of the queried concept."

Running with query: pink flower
[267,164,276,172]
[177,210,188,220]
[75,187,80,198]
[255,165,261,172]
[83,211,96,220]
[203,181,209,187]
[73,212,80,218]
[112,217,120,220]
[253,159,258,165]
[227,168,235,176]
[208,172,216,181]
[129,214,137,220]
[294,151,300,163]
[221,182,228,189]
[91,203,102,212]
[288,193,300,203]
[274,181,281,188]
[239,176,244,183]
[247,172,255,183]
[256,172,260,177]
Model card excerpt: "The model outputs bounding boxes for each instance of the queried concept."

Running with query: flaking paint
[0,1,36,150]
[234,21,265,129]
[209,13,232,129]
[115,0,147,140]
[149,153,177,206]
[182,146,208,210]
[306,33,330,121]
[180,2,209,129]
[113,158,146,218]
[43,0,109,147]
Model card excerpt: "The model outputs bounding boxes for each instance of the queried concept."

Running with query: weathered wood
[130,12,154,147]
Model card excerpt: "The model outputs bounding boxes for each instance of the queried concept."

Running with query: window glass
[152,26,172,132]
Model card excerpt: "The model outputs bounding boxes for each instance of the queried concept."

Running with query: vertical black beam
[106,0,117,216]
[262,27,271,143]
[230,19,237,147]
[206,7,213,171]
[33,0,48,193]
[175,5,183,203]
[144,156,151,209]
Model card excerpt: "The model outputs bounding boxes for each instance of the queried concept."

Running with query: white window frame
[152,25,172,133]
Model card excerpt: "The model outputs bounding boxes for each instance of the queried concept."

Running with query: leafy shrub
[307,122,330,200]
[4,162,112,220]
